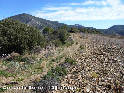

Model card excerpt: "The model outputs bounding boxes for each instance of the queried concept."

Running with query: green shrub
[64,39,74,47]
[0,70,16,78]
[43,27,54,35]
[80,45,84,50]
[6,55,35,64]
[76,42,78,45]
[0,18,46,56]
[53,39,62,47]
[42,26,71,47]
[58,29,70,44]
[44,66,67,80]
[65,58,77,65]
[0,87,6,92]
[53,66,67,76]
[51,58,56,62]
[69,27,79,33]
[55,54,65,63]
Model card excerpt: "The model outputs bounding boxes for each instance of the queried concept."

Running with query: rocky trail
[29,33,124,93]
[55,34,124,93]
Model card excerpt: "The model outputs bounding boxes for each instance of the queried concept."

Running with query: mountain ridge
[100,25,124,36]
[3,13,124,36]
[9,13,98,30]
[10,13,66,30]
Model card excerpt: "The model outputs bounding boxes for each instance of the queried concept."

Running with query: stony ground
[0,33,124,93]
[54,33,124,93]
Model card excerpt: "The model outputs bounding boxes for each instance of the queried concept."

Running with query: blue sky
[0,0,124,29]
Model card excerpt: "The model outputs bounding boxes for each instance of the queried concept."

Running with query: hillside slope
[100,25,124,36]
[0,33,124,93]
[10,13,65,30]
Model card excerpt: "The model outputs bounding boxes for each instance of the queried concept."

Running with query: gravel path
[54,34,124,93]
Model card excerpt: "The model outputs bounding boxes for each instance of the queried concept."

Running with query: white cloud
[42,7,72,11]
[32,0,124,21]
[69,0,107,6]
[83,0,107,6]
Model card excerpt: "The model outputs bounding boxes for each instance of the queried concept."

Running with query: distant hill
[100,25,124,36]
[10,13,99,31]
[10,13,66,30]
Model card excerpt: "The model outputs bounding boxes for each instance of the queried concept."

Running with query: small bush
[55,55,65,63]
[0,87,6,92]
[44,66,67,80]
[51,58,56,62]
[0,70,16,78]
[53,66,67,76]
[65,58,77,65]
[58,29,70,44]
[42,26,71,47]
[69,27,79,33]
[64,39,74,47]
[76,42,78,45]
[42,27,54,35]
[80,45,84,50]
[53,39,62,47]
[6,55,35,64]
